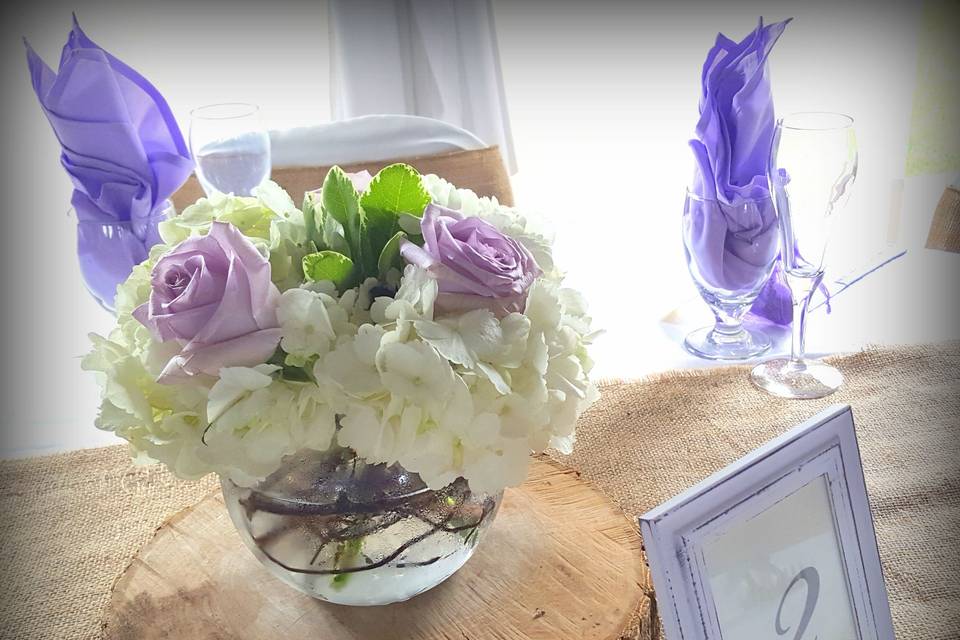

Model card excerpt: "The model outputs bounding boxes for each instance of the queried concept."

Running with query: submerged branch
[251,497,496,577]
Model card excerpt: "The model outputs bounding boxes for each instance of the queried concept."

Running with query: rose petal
[135,220,282,384]
[399,238,437,269]
[143,301,220,344]
[158,328,283,382]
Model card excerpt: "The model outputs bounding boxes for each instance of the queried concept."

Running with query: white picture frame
[639,405,895,640]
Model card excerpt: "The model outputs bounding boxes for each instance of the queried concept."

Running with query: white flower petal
[207,365,278,423]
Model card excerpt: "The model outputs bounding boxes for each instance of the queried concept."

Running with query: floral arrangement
[84,165,598,495]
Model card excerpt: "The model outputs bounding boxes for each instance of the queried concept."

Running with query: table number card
[701,475,859,638]
[640,405,895,640]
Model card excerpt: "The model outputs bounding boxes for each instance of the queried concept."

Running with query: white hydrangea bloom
[83,310,212,479]
[316,324,386,402]
[87,178,598,495]
[377,339,455,411]
[207,364,279,427]
[253,180,298,216]
[386,264,437,323]
[205,366,338,485]
[337,403,395,462]
[277,289,338,365]
[286,384,339,452]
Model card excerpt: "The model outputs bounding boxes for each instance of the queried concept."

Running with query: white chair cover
[269,115,486,168]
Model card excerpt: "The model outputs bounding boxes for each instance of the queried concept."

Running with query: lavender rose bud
[400,204,541,312]
[133,221,282,383]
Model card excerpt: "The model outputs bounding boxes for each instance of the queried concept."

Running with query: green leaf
[302,191,323,248]
[321,214,350,256]
[361,163,431,219]
[377,230,407,280]
[217,202,274,239]
[302,251,354,288]
[330,573,351,590]
[358,218,379,277]
[361,202,398,260]
[360,164,430,275]
[321,167,363,264]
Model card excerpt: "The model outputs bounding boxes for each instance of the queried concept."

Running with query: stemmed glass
[751,112,858,398]
[189,103,271,196]
[682,191,780,360]
[74,200,174,312]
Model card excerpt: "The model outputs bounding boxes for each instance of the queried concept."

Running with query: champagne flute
[189,103,270,196]
[751,112,858,399]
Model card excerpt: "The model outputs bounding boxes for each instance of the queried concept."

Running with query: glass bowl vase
[220,447,502,606]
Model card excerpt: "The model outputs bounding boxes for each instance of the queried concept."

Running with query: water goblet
[189,103,271,197]
[682,191,780,360]
[73,199,174,313]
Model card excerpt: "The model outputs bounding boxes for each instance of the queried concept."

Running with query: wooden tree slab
[102,456,652,640]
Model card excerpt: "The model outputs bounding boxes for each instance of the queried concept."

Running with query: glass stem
[711,303,747,344]
[786,271,823,365]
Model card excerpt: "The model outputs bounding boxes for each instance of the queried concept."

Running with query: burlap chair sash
[926,185,960,253]
[172,146,513,211]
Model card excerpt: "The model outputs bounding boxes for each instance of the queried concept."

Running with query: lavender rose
[400,204,541,312]
[134,221,282,383]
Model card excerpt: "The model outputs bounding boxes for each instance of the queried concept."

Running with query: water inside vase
[221,448,501,605]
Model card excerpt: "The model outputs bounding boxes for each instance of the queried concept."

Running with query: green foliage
[360,164,431,270]
[361,164,432,217]
[305,163,430,289]
[330,537,365,590]
[301,190,322,248]
[216,203,273,239]
[321,167,364,265]
[303,190,350,256]
[302,251,355,288]
[377,230,407,281]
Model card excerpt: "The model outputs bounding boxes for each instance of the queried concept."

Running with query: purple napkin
[688,18,792,325]
[25,16,192,310]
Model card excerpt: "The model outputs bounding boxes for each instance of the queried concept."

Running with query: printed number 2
[775,566,821,640]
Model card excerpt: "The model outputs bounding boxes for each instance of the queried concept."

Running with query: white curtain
[329,0,517,173]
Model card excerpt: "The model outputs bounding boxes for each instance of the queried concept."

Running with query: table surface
[102,457,650,640]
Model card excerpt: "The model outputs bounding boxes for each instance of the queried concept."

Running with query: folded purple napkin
[26,16,192,310]
[688,18,792,325]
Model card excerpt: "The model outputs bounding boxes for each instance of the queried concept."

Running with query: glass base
[684,325,771,361]
[750,358,844,399]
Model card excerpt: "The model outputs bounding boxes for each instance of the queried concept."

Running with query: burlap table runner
[2,341,958,639]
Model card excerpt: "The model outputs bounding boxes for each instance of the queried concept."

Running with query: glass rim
[190,102,261,121]
[777,111,854,131]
